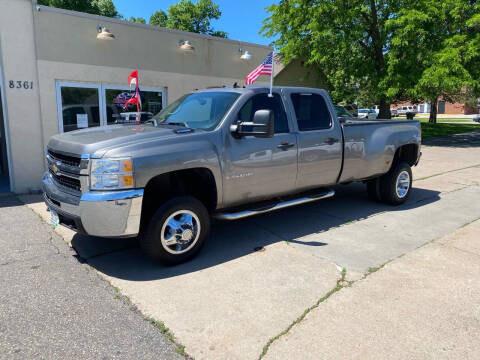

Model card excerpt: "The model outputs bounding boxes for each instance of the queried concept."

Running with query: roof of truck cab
[195,86,327,94]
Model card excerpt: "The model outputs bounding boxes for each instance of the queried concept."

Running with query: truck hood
[47,124,194,158]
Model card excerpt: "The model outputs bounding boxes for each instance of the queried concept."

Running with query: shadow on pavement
[81,182,441,281]
[0,194,22,208]
[423,130,480,148]
[1,193,43,209]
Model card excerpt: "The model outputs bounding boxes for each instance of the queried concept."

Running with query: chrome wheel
[396,170,410,198]
[160,210,201,255]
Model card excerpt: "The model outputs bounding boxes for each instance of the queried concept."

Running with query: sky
[113,0,276,46]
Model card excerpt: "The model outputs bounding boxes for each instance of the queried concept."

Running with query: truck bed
[338,118,421,183]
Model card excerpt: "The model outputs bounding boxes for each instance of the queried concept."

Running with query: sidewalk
[415,113,479,119]
[263,220,480,360]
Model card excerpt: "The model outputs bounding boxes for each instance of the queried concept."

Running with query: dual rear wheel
[367,161,413,205]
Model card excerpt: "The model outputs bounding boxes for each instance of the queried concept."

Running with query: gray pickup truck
[43,87,421,264]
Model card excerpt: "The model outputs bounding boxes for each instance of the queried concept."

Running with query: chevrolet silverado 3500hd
[43,87,421,264]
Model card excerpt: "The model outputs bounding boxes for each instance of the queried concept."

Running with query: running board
[213,189,335,220]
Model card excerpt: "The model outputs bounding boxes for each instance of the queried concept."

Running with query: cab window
[290,93,332,131]
[238,93,289,134]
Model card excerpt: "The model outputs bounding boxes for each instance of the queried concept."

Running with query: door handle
[277,142,295,150]
[324,137,339,145]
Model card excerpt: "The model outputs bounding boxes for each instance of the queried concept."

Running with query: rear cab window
[290,93,332,131]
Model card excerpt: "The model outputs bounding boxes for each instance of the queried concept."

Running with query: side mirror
[230,109,274,138]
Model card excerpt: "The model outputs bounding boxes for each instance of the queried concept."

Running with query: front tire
[140,196,210,265]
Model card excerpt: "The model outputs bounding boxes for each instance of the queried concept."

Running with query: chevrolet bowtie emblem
[52,164,58,174]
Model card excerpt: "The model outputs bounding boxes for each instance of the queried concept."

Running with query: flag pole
[268,51,274,97]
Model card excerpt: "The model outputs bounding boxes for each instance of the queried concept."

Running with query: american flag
[245,52,273,85]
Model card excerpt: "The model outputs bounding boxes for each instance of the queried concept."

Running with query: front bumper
[42,172,143,237]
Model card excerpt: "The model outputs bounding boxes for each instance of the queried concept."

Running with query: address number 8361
[9,80,34,90]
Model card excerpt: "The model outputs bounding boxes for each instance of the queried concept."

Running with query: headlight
[90,158,134,190]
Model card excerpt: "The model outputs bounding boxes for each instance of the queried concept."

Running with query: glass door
[56,82,103,133]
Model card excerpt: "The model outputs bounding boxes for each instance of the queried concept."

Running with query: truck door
[222,92,298,206]
[286,90,343,190]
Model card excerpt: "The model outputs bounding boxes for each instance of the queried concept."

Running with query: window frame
[290,92,333,132]
[235,92,290,134]
[56,82,102,133]
[56,81,167,133]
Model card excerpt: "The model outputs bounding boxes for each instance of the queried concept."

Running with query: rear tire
[140,196,210,265]
[366,178,382,202]
[379,162,412,205]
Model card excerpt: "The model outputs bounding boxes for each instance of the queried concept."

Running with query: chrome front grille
[46,149,89,174]
[49,170,81,192]
[47,150,81,167]
[46,148,89,193]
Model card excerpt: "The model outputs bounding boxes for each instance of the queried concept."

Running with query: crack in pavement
[46,235,61,255]
[444,245,480,259]
[258,268,347,360]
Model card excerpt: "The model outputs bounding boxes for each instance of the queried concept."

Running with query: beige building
[0,0,272,193]
[274,58,326,89]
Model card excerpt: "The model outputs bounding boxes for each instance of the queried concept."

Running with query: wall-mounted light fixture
[240,50,253,61]
[179,40,195,52]
[97,25,115,40]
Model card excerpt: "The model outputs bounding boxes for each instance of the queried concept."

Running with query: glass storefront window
[105,88,163,124]
[60,87,100,132]
[57,82,166,132]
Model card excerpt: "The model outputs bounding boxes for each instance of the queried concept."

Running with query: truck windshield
[153,92,240,131]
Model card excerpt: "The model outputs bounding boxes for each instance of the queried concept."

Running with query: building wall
[395,100,478,115]
[0,0,45,193]
[33,5,272,86]
[442,101,477,115]
[0,1,272,193]
[274,59,326,89]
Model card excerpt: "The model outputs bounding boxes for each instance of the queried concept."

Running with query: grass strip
[420,123,479,138]
[146,317,186,356]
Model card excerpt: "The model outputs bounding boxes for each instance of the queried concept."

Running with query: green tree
[149,10,168,27]
[92,0,120,17]
[149,0,227,38]
[262,0,403,118]
[129,16,147,24]
[263,0,479,121]
[38,0,92,13]
[386,0,479,122]
[38,0,120,17]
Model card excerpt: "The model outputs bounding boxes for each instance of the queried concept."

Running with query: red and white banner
[124,69,142,123]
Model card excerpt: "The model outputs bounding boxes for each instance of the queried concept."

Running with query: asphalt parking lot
[15,131,480,359]
[0,195,183,360]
